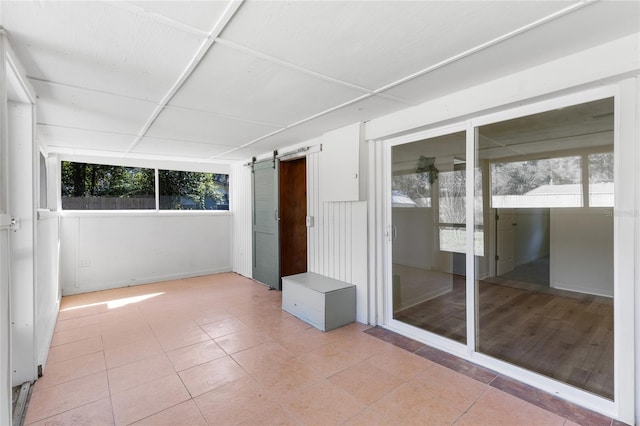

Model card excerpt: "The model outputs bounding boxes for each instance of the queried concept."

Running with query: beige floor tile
[329,361,404,405]
[46,336,103,364]
[179,355,247,397]
[26,398,114,426]
[215,330,272,354]
[294,344,361,378]
[103,336,164,369]
[189,307,234,326]
[231,341,293,373]
[24,372,110,424]
[111,374,190,426]
[328,332,395,360]
[25,274,588,426]
[54,314,100,333]
[251,359,324,402]
[370,382,466,425]
[52,324,101,347]
[200,317,249,339]
[194,376,275,425]
[100,323,156,349]
[343,407,394,426]
[283,380,366,425]
[365,347,433,381]
[57,303,109,321]
[272,328,328,356]
[237,404,298,426]
[99,309,148,330]
[155,325,212,352]
[34,351,106,390]
[166,340,227,372]
[454,387,566,426]
[132,400,206,426]
[409,363,488,404]
[107,353,175,394]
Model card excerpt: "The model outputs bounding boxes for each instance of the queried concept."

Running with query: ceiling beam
[211,0,597,160]
[125,0,245,154]
[215,37,414,106]
[374,0,595,94]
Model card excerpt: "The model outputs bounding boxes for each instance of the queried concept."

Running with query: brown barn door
[279,157,307,278]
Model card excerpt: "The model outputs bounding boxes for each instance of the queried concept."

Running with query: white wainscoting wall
[307,151,368,323]
[60,213,232,295]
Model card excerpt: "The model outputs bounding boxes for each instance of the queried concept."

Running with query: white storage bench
[282,272,356,332]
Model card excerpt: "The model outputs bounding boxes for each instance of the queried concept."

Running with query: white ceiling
[1,1,638,163]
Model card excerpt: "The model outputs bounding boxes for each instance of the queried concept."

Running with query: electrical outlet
[78,257,90,267]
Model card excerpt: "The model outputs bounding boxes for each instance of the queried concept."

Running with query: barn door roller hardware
[272,150,278,169]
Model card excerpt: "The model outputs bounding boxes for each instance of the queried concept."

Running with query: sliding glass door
[391,131,467,343]
[475,98,615,399]
[386,90,630,412]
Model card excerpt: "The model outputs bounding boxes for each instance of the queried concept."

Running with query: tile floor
[24,273,615,425]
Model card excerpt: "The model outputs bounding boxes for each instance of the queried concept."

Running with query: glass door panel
[391,132,467,343]
[474,98,615,399]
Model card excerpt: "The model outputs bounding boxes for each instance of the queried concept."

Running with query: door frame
[278,156,308,279]
[379,83,636,422]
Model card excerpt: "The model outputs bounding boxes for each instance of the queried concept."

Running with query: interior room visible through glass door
[474,98,615,399]
[391,131,467,343]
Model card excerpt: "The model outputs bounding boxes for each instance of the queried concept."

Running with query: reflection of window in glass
[491,156,582,208]
[392,173,431,207]
[61,161,155,210]
[438,168,484,255]
[589,152,614,207]
[159,170,229,210]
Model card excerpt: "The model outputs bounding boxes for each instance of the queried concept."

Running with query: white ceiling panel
[168,43,368,126]
[126,1,232,33]
[32,80,156,135]
[220,1,575,90]
[38,125,135,153]
[146,106,282,146]
[1,1,204,102]
[213,94,406,161]
[385,1,640,104]
[132,137,237,159]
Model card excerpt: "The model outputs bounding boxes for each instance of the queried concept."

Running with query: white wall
[550,208,613,297]
[0,40,11,424]
[60,213,232,295]
[392,207,434,270]
[307,150,368,324]
[231,162,252,278]
[513,209,550,266]
[35,211,59,370]
[8,101,36,386]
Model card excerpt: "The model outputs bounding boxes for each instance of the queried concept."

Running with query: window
[61,161,155,210]
[60,161,229,211]
[438,167,484,255]
[159,170,229,210]
[392,172,431,207]
[490,152,613,208]
[589,152,614,207]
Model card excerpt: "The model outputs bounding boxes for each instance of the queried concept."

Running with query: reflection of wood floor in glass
[394,275,614,400]
[499,256,550,285]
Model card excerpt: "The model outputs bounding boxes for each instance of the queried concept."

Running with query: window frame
[58,159,231,214]
[488,147,614,209]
